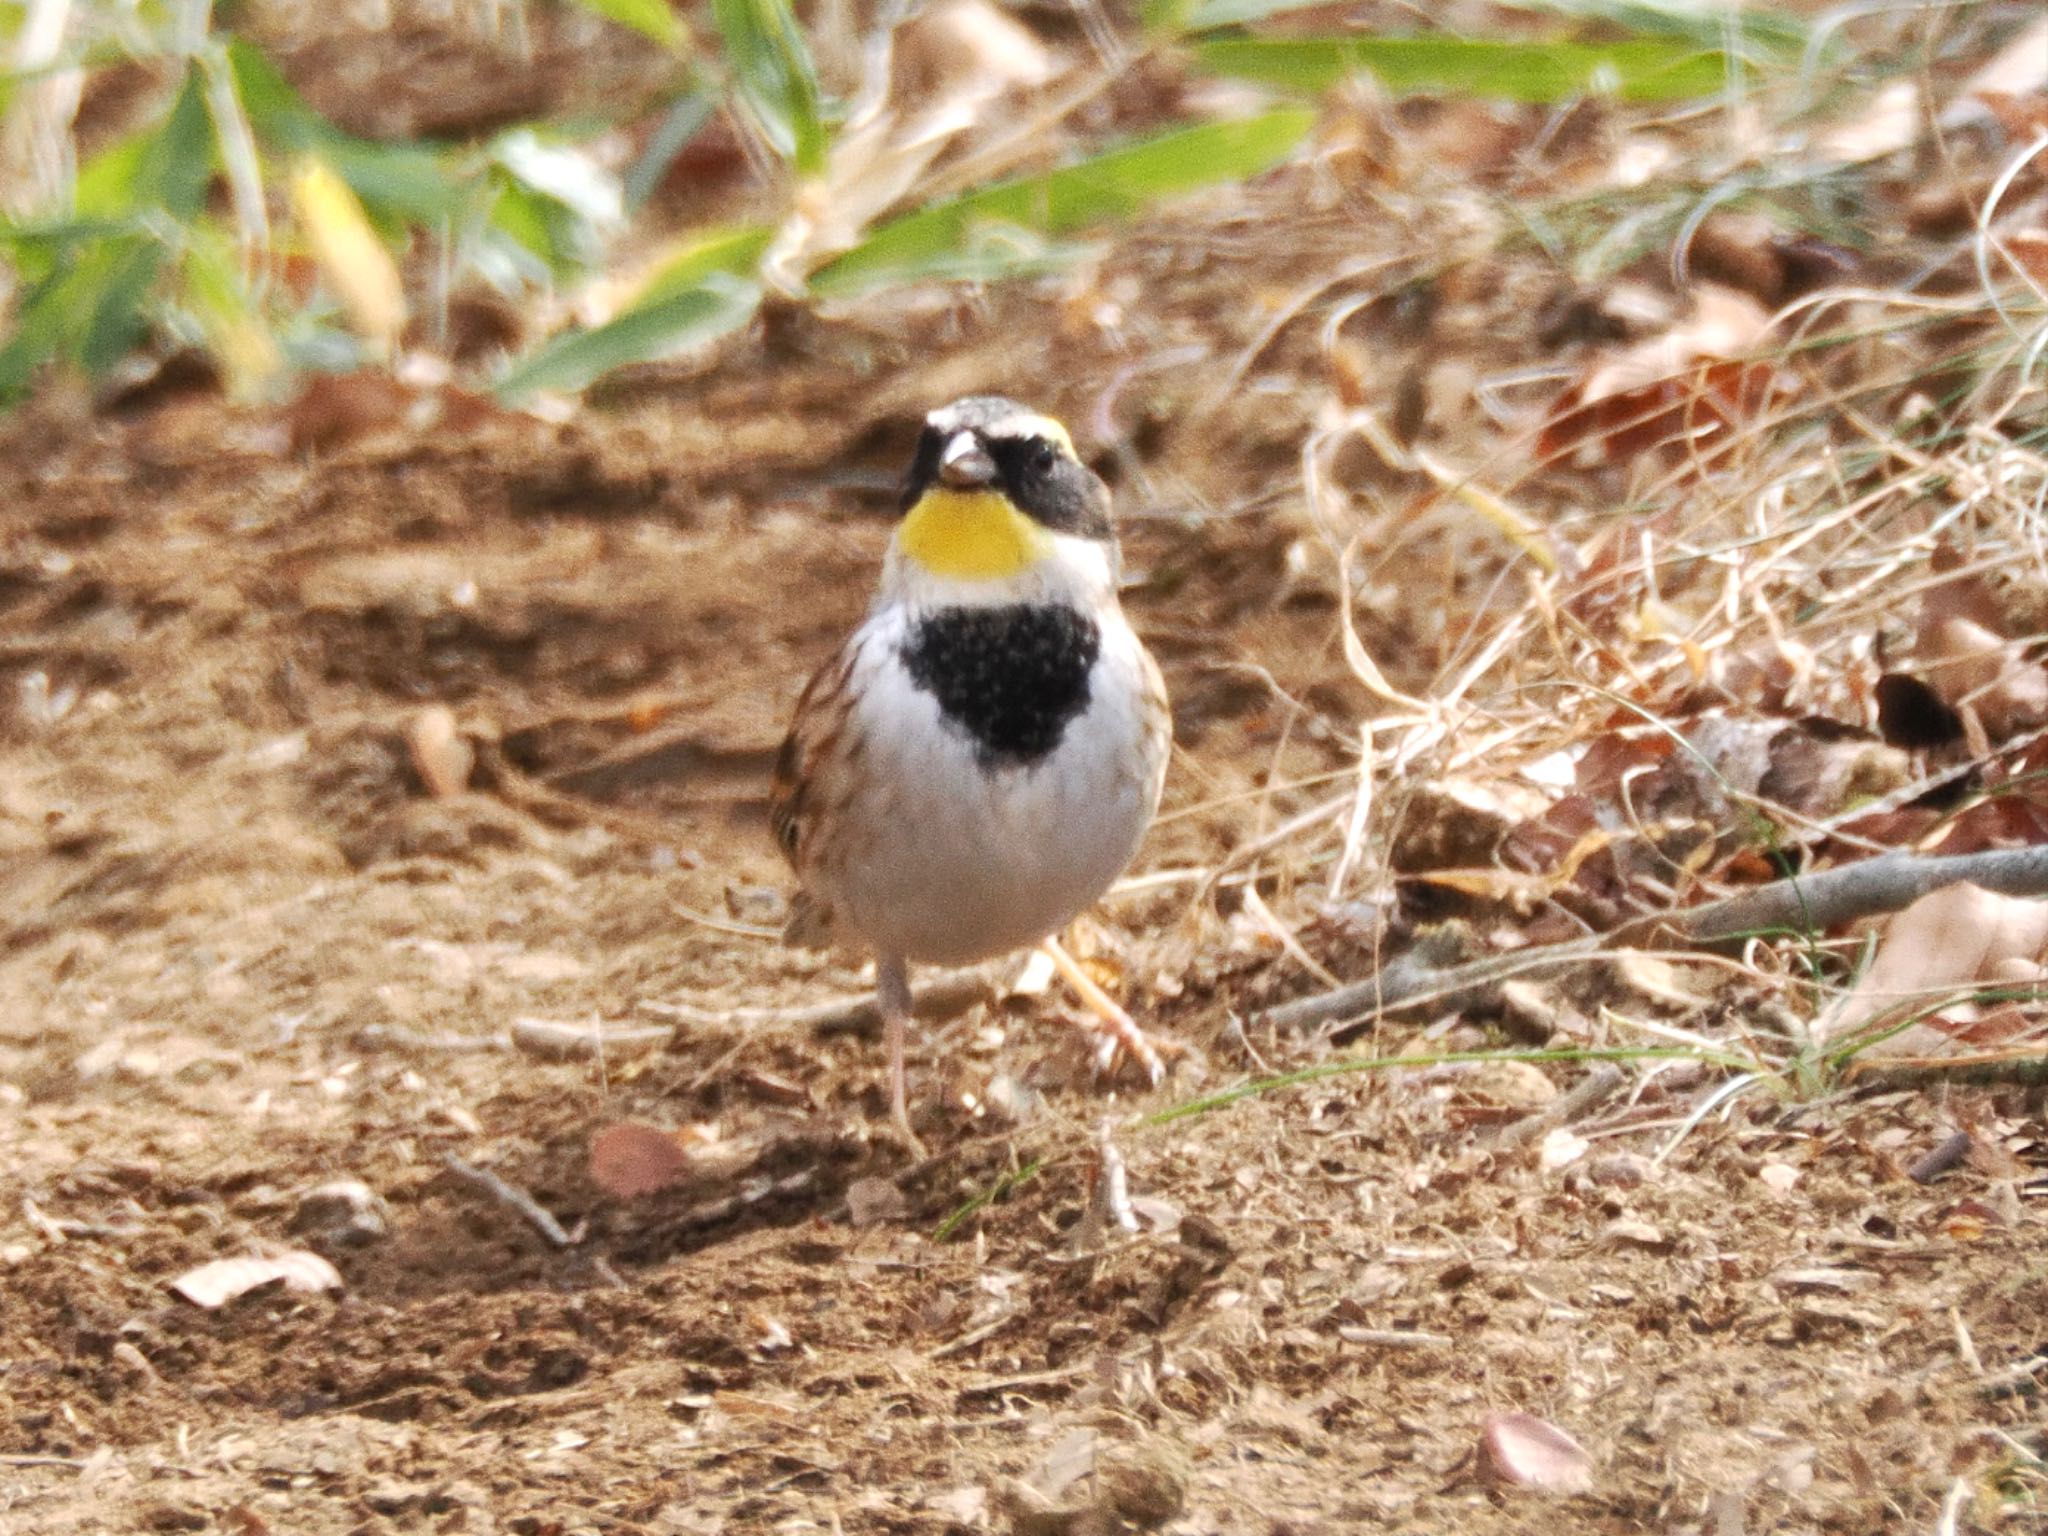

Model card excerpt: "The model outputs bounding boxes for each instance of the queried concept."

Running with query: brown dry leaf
[1917,615,2048,741]
[1539,287,1780,469]
[1687,209,1856,306]
[1812,79,1921,164]
[589,1121,696,1198]
[1758,1161,1800,1195]
[407,704,474,797]
[1820,882,2048,1044]
[1480,1411,1596,1495]
[1956,15,2048,110]
[171,1250,343,1308]
[1389,777,1550,872]
[2006,229,2048,287]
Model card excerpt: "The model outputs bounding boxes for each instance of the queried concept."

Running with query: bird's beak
[938,432,997,489]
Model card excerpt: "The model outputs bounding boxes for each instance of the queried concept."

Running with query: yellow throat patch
[897,489,1052,580]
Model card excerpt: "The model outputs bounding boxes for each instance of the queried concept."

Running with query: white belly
[820,609,1164,967]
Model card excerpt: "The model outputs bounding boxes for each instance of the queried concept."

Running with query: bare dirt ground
[5,92,2048,1536]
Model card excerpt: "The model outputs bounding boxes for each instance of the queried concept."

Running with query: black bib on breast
[900,604,1101,766]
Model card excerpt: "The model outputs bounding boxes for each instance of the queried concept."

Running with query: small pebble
[291,1178,389,1247]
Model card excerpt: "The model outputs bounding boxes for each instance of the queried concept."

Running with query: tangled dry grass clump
[1173,12,2048,1121]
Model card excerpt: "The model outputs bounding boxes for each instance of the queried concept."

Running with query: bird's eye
[1029,440,1058,472]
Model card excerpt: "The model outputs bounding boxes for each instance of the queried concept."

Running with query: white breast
[818,604,1165,967]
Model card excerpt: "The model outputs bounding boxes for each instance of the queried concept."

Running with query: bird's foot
[1040,937,1175,1088]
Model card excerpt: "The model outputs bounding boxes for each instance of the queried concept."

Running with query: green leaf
[811,109,1314,295]
[492,129,624,228]
[178,223,285,399]
[1192,34,1734,102]
[495,272,762,401]
[571,0,689,49]
[76,66,214,219]
[1140,0,1196,38]
[633,223,772,305]
[0,234,164,402]
[1174,0,1801,48]
[226,38,462,224]
[710,0,827,175]
[487,177,587,274]
[624,91,716,211]
[1497,0,1806,54]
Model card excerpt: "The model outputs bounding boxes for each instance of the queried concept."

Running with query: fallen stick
[1493,1063,1626,1151]
[441,1153,572,1249]
[1266,844,2048,1034]
[510,1017,672,1061]
[1847,1052,2048,1093]
[645,968,998,1040]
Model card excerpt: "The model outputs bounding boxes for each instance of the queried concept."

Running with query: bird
[770,395,1172,1152]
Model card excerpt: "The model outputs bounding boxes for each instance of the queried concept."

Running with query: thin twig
[510,1018,672,1061]
[1266,845,2048,1033]
[440,1153,572,1249]
[647,968,998,1038]
[1494,1064,1627,1151]
[1336,1326,1454,1348]
[1848,1052,2048,1092]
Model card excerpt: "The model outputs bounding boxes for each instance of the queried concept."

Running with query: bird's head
[886,396,1117,607]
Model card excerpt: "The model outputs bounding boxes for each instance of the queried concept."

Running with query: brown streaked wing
[768,643,857,875]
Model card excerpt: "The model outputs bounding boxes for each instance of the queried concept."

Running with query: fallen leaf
[1539,1126,1590,1172]
[1813,79,1921,164]
[171,1250,343,1308]
[1955,15,2048,111]
[1601,1218,1669,1250]
[1480,1411,1595,1495]
[1820,882,2048,1044]
[1539,287,1781,469]
[588,1122,694,1198]
[1758,1160,1800,1194]
[924,1487,987,1524]
[407,704,474,798]
[1917,615,2048,741]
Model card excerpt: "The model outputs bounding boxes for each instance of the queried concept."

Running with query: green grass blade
[179,222,285,399]
[1193,35,1734,102]
[1499,0,1807,53]
[625,91,716,211]
[226,38,462,225]
[710,0,827,175]
[76,65,214,219]
[1177,0,1801,50]
[0,234,164,403]
[571,0,689,50]
[932,1158,1045,1242]
[811,108,1314,295]
[495,271,761,401]
[633,223,773,305]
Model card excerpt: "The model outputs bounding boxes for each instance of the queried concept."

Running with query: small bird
[771,395,1172,1151]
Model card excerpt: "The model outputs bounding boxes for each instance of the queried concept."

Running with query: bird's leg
[1040,936,1167,1087]
[876,953,926,1156]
